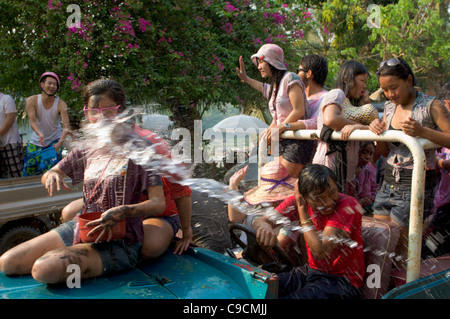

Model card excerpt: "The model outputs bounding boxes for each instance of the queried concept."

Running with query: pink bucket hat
[243,161,297,206]
[251,44,287,71]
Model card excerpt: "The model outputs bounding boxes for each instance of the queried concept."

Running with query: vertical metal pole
[404,138,427,283]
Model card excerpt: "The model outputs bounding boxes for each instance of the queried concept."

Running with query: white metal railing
[258,129,441,283]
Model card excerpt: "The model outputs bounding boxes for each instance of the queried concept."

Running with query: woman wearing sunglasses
[0,79,192,283]
[369,58,450,266]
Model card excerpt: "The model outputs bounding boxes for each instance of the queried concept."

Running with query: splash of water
[69,109,404,261]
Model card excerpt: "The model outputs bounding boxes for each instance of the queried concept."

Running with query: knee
[31,254,66,284]
[141,234,172,259]
[141,242,167,259]
[141,221,173,259]
[0,252,18,275]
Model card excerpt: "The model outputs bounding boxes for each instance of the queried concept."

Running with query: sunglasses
[83,105,121,119]
[297,67,308,73]
[377,58,401,71]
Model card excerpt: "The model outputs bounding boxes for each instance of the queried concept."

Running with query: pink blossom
[302,11,312,19]
[46,0,62,10]
[71,77,81,92]
[293,29,304,39]
[221,22,234,34]
[67,22,91,42]
[252,36,263,47]
[224,2,239,12]
[117,19,135,36]
[282,4,288,8]
[271,12,286,25]
[264,35,273,43]
[139,18,152,32]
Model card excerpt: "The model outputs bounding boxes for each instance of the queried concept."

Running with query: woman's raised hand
[236,56,248,83]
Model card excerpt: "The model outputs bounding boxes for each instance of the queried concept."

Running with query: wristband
[300,219,313,226]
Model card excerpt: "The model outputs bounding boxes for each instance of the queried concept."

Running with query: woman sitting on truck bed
[0,79,190,284]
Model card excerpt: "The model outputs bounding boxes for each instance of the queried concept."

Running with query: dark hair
[437,82,450,101]
[359,141,375,154]
[376,57,417,86]
[82,79,127,113]
[300,54,328,86]
[336,60,368,98]
[297,164,337,197]
[267,64,287,110]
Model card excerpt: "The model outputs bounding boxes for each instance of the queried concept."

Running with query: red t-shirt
[160,178,192,216]
[133,124,171,157]
[276,194,365,288]
[134,125,192,216]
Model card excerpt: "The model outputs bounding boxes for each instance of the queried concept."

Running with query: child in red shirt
[253,164,364,298]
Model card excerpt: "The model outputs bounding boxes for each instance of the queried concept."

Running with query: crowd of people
[0,42,449,299]
[234,44,450,298]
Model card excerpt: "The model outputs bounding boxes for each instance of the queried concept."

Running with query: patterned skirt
[22,140,62,176]
[0,143,23,178]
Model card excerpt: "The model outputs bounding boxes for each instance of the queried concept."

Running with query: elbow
[229,215,244,223]
[308,245,329,260]
[157,199,166,215]
[291,109,305,121]
[323,118,342,131]
[150,198,166,216]
[228,206,245,223]
[323,114,339,130]
[310,250,327,261]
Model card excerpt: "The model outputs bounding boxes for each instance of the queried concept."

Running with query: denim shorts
[373,181,435,228]
[156,214,181,237]
[52,220,141,275]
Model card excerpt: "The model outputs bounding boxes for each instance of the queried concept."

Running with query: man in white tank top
[22,72,70,176]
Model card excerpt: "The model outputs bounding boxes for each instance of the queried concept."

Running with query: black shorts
[52,220,141,275]
[280,139,316,165]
